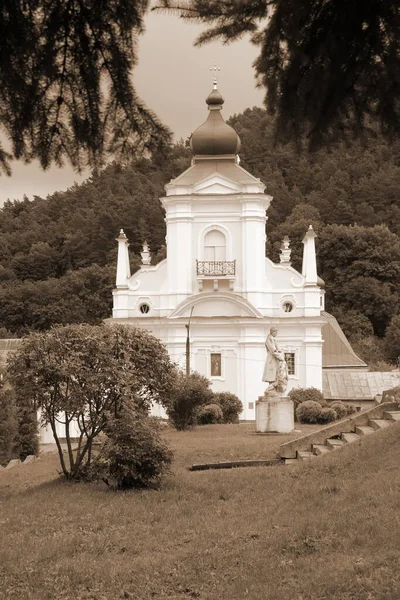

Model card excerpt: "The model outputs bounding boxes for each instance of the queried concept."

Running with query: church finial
[209,63,220,89]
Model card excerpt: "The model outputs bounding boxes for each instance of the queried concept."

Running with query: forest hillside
[0,109,399,367]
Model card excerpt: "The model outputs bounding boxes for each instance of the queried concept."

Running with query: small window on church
[282,302,293,313]
[210,353,222,377]
[284,353,295,375]
[139,303,150,314]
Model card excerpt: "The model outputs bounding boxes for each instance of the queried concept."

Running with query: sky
[0,11,263,206]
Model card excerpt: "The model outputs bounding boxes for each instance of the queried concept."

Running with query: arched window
[204,229,226,261]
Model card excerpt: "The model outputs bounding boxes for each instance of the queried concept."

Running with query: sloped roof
[323,370,400,400]
[322,311,367,369]
[168,159,263,188]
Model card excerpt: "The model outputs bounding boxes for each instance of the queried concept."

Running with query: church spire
[302,225,318,286]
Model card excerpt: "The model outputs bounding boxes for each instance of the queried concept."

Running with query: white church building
[109,83,339,421]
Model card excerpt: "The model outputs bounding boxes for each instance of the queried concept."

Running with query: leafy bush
[8,324,176,479]
[344,403,358,415]
[213,392,243,423]
[197,403,223,425]
[166,371,214,430]
[296,400,322,424]
[288,387,325,410]
[92,401,173,490]
[329,401,348,420]
[0,389,18,465]
[318,407,337,424]
[382,386,400,403]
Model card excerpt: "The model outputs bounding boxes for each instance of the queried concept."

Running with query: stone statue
[262,327,288,396]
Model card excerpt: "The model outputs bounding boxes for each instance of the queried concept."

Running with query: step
[284,458,298,466]
[383,411,400,422]
[369,419,392,431]
[312,444,331,456]
[297,451,317,461]
[341,432,361,444]
[326,438,345,450]
[355,425,375,436]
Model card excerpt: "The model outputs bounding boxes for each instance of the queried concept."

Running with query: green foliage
[7,324,176,479]
[318,225,400,336]
[296,401,322,424]
[92,402,173,490]
[0,265,115,335]
[344,404,358,416]
[382,386,400,403]
[212,392,243,424]
[197,403,223,425]
[318,407,337,425]
[166,371,214,431]
[164,1,400,148]
[329,402,348,420]
[15,393,40,461]
[288,387,325,410]
[0,1,170,176]
[0,389,18,465]
[332,308,375,342]
[384,315,400,364]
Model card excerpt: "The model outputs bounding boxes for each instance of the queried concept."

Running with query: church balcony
[196,260,236,291]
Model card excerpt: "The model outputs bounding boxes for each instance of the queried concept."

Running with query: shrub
[288,387,325,410]
[167,371,214,430]
[344,403,358,415]
[296,400,322,424]
[329,401,348,420]
[7,324,176,479]
[197,403,223,425]
[382,386,400,403]
[318,407,337,424]
[92,401,173,490]
[0,389,18,466]
[213,392,243,423]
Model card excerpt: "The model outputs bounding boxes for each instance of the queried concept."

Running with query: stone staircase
[280,403,400,465]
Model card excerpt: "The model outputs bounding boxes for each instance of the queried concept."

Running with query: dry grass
[1,422,400,600]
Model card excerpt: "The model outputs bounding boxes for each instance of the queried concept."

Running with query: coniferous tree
[160,0,400,148]
[0,0,170,176]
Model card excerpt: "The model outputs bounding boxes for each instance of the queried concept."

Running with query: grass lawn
[1,422,400,600]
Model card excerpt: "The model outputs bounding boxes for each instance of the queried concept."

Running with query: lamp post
[185,307,194,376]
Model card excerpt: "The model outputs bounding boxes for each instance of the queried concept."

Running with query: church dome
[190,86,241,156]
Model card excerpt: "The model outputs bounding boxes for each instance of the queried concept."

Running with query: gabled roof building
[110,84,367,419]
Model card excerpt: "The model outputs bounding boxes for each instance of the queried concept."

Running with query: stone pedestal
[255,397,294,433]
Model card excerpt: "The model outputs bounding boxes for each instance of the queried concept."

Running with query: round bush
[213,392,243,423]
[344,403,358,415]
[288,387,325,410]
[318,407,337,424]
[329,401,348,420]
[197,403,223,425]
[296,400,322,424]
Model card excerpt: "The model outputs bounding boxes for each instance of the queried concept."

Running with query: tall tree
[0,0,170,176]
[160,0,400,149]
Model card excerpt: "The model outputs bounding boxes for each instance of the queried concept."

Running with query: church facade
[109,83,331,421]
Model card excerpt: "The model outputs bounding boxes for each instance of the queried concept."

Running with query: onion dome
[190,86,241,156]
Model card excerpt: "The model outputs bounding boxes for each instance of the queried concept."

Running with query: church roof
[190,85,241,157]
[168,158,262,188]
[322,311,367,369]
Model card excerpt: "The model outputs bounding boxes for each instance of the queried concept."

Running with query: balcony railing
[196,260,236,277]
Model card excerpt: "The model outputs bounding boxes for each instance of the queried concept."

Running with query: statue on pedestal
[262,327,288,396]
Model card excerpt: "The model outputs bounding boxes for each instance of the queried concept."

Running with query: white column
[115,229,131,288]
[303,325,323,390]
[241,195,271,306]
[164,198,193,303]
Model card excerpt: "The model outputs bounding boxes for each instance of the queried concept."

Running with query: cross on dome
[209,63,220,89]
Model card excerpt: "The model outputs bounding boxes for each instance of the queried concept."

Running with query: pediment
[193,174,241,195]
[169,292,263,319]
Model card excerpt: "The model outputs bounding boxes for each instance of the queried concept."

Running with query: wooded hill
[0,108,399,365]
